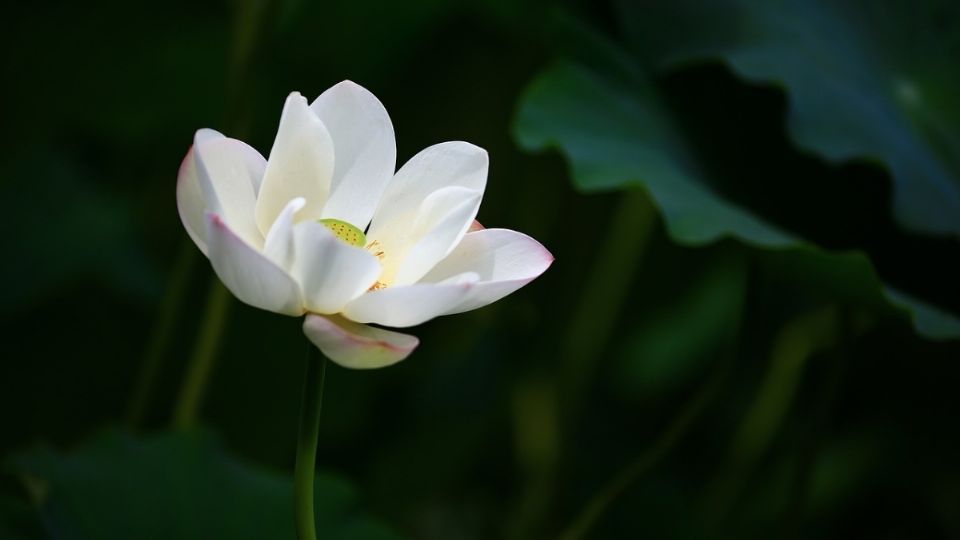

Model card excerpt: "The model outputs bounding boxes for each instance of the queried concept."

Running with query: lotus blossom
[177,81,552,368]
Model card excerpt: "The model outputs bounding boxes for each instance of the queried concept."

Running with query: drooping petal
[255,93,335,237]
[422,228,554,314]
[342,273,479,328]
[303,314,418,369]
[311,81,396,228]
[205,212,304,316]
[186,129,266,248]
[290,221,382,314]
[263,197,306,271]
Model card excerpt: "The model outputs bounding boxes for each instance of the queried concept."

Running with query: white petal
[392,186,483,285]
[342,273,480,328]
[290,221,382,314]
[255,93,335,237]
[263,197,306,271]
[194,127,222,144]
[367,141,487,242]
[311,81,397,228]
[366,142,488,287]
[177,144,208,254]
[303,314,418,369]
[205,212,304,316]
[422,229,554,314]
[192,130,266,248]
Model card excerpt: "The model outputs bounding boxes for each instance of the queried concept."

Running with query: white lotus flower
[177,81,552,368]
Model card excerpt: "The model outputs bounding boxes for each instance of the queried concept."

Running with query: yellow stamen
[366,240,385,260]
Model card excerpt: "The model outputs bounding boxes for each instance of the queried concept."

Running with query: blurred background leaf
[514,51,960,339]
[7,429,403,540]
[617,0,960,237]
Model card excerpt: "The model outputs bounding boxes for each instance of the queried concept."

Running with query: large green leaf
[514,59,960,340]
[7,429,404,540]
[617,0,960,237]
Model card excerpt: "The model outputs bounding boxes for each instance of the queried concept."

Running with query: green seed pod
[319,218,366,247]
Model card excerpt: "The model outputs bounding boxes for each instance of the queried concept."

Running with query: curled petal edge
[303,314,419,369]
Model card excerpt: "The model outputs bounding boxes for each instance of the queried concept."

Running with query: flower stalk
[172,281,231,428]
[294,344,327,540]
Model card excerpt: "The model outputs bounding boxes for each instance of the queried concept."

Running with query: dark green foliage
[8,429,403,540]
[2,0,959,539]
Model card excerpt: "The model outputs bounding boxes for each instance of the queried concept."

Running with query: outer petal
[422,229,554,315]
[206,212,304,316]
[303,314,418,369]
[311,81,396,228]
[177,144,208,254]
[290,221,382,314]
[182,130,266,249]
[255,93,335,237]
[342,273,479,328]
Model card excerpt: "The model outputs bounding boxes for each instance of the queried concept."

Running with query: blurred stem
[127,241,195,427]
[556,346,732,540]
[509,190,655,540]
[172,282,231,429]
[560,189,656,416]
[705,306,839,525]
[779,310,854,537]
[167,0,274,429]
[224,0,271,130]
[506,377,561,540]
[294,345,327,540]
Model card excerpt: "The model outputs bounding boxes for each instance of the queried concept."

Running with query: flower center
[319,218,366,247]
[319,219,388,291]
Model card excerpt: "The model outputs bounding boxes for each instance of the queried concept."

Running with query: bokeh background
[3,0,960,538]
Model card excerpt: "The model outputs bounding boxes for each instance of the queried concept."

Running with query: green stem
[508,190,656,540]
[172,281,231,429]
[705,306,838,524]
[166,0,275,429]
[127,241,195,427]
[294,345,327,540]
[556,347,730,540]
[779,310,853,538]
[560,189,656,418]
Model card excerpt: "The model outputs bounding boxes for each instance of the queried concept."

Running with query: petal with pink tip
[303,314,418,369]
[177,144,208,254]
[179,130,267,251]
[205,212,304,316]
[422,228,554,314]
